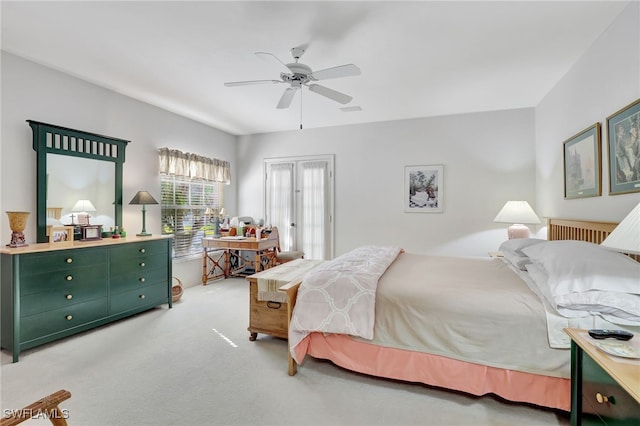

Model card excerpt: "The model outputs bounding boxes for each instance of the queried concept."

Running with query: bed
[279,218,640,412]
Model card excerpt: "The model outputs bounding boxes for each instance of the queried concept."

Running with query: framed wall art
[563,123,601,199]
[606,98,640,195]
[404,165,443,213]
[49,226,74,245]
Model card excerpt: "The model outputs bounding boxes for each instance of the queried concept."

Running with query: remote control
[588,329,634,341]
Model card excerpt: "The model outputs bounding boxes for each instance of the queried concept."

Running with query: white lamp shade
[601,202,640,255]
[72,199,96,212]
[493,201,541,225]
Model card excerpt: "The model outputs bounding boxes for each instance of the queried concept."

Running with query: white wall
[237,108,537,257]
[535,1,640,221]
[1,52,238,286]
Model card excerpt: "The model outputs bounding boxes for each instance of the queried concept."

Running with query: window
[161,175,223,259]
[158,147,230,259]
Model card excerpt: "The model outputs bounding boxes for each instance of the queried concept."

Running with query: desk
[201,237,278,284]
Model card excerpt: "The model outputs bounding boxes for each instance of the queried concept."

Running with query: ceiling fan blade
[311,64,361,81]
[276,87,297,109]
[307,84,352,104]
[254,52,291,73]
[224,80,282,87]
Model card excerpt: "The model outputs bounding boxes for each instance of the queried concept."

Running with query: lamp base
[7,231,28,247]
[507,224,530,239]
[136,232,152,237]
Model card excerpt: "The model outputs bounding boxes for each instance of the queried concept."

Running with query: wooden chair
[0,389,71,426]
[269,227,304,265]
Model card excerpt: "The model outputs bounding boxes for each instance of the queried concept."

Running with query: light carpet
[0,278,569,425]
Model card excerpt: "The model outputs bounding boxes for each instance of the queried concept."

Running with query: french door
[265,155,334,260]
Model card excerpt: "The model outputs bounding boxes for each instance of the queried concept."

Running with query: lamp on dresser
[129,191,158,236]
[71,199,96,225]
[493,200,541,239]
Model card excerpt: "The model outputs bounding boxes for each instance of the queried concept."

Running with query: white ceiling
[1,1,631,136]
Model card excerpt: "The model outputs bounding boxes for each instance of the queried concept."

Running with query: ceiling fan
[224,45,361,109]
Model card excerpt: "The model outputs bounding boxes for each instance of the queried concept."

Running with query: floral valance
[158,147,231,184]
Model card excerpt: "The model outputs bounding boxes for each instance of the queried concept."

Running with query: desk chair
[269,227,304,265]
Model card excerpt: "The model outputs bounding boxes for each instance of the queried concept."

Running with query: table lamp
[129,191,158,236]
[72,199,96,225]
[601,202,640,255]
[493,201,541,239]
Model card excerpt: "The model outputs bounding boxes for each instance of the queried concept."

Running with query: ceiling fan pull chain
[300,88,303,130]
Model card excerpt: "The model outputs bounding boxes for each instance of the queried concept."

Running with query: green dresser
[1,236,172,362]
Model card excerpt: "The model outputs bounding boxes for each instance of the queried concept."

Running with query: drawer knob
[66,294,73,300]
[65,258,73,264]
[66,275,73,281]
[65,315,73,321]
[140,248,146,253]
[139,294,146,299]
[139,262,145,267]
[139,277,146,283]
[595,393,615,404]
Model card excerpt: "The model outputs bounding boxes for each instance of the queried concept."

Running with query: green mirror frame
[29,120,129,243]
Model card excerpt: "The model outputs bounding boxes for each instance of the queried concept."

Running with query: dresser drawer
[110,282,168,315]
[21,298,108,342]
[110,241,167,262]
[581,351,640,424]
[19,248,106,276]
[110,252,167,275]
[21,279,107,316]
[110,266,168,294]
[20,264,109,297]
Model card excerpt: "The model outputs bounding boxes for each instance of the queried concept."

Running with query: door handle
[290,223,296,227]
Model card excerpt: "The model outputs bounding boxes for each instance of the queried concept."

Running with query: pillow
[499,238,546,256]
[525,263,640,326]
[499,238,546,270]
[522,240,640,296]
[502,251,531,271]
[46,217,63,226]
[554,291,640,325]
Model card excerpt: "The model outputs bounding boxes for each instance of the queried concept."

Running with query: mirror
[30,120,129,243]
[47,155,116,229]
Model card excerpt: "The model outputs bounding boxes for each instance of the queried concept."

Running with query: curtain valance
[158,147,231,184]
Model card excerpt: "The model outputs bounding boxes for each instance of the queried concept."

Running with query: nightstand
[565,328,640,425]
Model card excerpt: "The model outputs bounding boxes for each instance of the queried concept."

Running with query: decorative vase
[6,211,30,247]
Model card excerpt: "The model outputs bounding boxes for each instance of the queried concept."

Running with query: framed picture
[80,225,102,241]
[49,226,74,245]
[606,98,640,195]
[563,123,601,199]
[404,165,443,213]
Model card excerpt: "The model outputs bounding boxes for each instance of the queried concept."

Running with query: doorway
[264,155,334,260]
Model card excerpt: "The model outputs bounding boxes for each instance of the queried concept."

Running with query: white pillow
[502,251,531,271]
[525,263,640,325]
[46,217,63,226]
[499,238,546,256]
[522,240,640,296]
[499,238,546,270]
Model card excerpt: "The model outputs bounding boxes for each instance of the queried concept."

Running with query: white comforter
[291,249,572,378]
[289,245,402,361]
